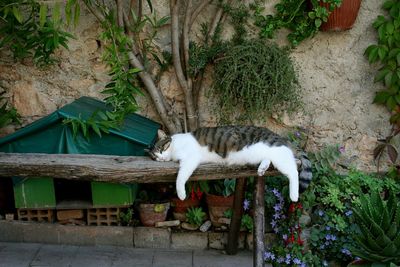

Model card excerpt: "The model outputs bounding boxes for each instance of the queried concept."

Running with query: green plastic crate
[91,182,138,207]
[13,177,56,209]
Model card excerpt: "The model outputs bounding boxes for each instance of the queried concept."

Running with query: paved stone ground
[0,242,261,267]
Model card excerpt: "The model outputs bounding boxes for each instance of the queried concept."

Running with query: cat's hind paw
[257,159,271,176]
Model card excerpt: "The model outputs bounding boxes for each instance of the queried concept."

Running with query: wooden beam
[253,176,265,267]
[0,153,280,183]
[226,177,246,255]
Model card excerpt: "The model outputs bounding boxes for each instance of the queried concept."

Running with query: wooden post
[253,176,265,267]
[226,177,246,255]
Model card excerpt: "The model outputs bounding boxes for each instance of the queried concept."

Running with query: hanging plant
[211,39,301,123]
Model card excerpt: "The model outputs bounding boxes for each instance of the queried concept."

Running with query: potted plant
[254,0,362,46]
[349,190,400,266]
[205,178,236,227]
[136,186,170,227]
[319,0,362,31]
[171,181,207,221]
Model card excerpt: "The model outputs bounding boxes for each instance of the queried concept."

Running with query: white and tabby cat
[147,126,312,202]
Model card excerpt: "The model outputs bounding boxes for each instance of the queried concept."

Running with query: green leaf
[315,19,322,28]
[52,3,61,25]
[12,6,23,23]
[74,3,80,27]
[375,68,391,83]
[387,96,397,110]
[374,91,391,104]
[39,5,48,27]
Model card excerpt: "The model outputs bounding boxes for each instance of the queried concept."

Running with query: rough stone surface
[133,227,171,249]
[171,232,208,250]
[209,232,246,250]
[0,1,389,171]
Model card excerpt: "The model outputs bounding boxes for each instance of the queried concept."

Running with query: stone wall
[0,1,389,171]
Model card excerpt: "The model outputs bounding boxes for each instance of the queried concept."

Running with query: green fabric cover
[0,96,160,155]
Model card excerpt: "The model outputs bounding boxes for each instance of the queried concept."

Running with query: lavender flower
[331,235,337,241]
[341,248,352,257]
[270,220,277,228]
[318,210,325,217]
[285,254,291,264]
[272,188,280,197]
[273,213,281,220]
[295,131,301,138]
[339,146,345,154]
[293,258,302,265]
[282,234,288,240]
[277,257,284,263]
[345,210,353,217]
[300,263,307,267]
[243,199,250,211]
[325,226,331,231]
[273,203,282,212]
[263,251,275,260]
[325,234,332,240]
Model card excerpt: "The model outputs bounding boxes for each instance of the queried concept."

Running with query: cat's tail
[297,151,313,193]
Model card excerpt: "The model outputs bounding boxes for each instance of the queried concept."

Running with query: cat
[147,126,312,202]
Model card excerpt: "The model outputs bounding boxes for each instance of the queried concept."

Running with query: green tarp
[0,96,160,155]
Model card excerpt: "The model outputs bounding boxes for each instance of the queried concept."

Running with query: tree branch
[83,1,105,22]
[190,0,211,29]
[116,0,124,27]
[170,0,198,131]
[128,51,182,134]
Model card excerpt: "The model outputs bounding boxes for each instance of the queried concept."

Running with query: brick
[57,210,84,221]
[17,209,54,223]
[171,232,208,250]
[133,227,170,249]
[87,207,124,226]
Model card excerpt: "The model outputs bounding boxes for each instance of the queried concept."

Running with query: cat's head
[147,130,172,162]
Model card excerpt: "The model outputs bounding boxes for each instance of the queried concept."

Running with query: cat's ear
[157,129,169,140]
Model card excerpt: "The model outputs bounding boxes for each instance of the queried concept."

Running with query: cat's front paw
[289,191,299,202]
[177,188,187,200]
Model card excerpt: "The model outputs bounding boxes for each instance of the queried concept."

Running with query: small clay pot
[205,194,234,227]
[138,202,170,227]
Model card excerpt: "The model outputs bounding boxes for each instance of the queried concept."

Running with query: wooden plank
[253,176,265,267]
[0,153,280,183]
[226,177,246,255]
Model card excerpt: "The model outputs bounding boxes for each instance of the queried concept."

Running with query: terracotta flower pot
[171,197,200,221]
[138,202,170,227]
[206,194,234,227]
[320,0,362,31]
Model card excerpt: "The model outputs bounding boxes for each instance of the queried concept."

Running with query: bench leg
[226,177,246,255]
[253,176,265,267]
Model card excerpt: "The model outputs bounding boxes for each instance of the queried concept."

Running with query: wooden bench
[0,153,282,267]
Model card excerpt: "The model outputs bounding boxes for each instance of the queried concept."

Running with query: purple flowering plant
[263,183,321,266]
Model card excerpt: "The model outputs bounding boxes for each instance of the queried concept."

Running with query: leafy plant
[62,110,121,140]
[365,0,400,173]
[118,208,134,226]
[253,0,342,46]
[186,181,209,201]
[0,0,75,66]
[0,91,20,128]
[186,207,206,227]
[212,39,301,123]
[351,190,400,264]
[208,178,236,197]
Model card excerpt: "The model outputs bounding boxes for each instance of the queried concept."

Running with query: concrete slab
[193,249,253,267]
[111,247,154,267]
[153,250,193,267]
[29,244,79,267]
[0,241,257,267]
[0,242,41,267]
